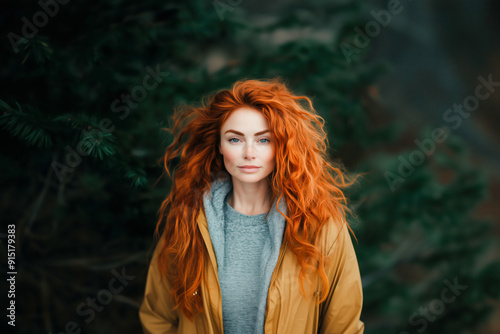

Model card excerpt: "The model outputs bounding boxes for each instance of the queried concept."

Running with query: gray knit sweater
[202,175,287,334]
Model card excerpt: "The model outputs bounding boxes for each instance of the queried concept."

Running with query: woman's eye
[228,138,270,143]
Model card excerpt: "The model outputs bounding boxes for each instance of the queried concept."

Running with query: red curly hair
[153,76,361,321]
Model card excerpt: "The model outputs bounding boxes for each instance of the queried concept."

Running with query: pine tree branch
[40,251,149,271]
[361,241,431,288]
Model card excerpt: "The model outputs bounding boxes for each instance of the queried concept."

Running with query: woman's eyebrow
[224,129,270,136]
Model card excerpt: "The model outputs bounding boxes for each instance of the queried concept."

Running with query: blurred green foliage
[0,0,497,333]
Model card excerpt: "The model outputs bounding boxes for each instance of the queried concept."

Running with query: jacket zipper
[313,271,320,332]
[199,209,225,333]
[271,239,288,286]
[214,265,224,333]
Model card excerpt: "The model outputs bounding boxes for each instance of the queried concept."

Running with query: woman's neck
[228,179,272,215]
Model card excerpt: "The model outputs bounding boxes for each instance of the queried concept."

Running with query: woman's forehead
[222,108,270,130]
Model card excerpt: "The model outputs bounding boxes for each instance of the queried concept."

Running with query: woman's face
[219,106,275,185]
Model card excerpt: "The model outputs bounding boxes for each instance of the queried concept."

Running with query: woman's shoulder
[317,215,351,257]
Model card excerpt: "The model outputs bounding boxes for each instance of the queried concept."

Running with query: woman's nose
[244,143,255,159]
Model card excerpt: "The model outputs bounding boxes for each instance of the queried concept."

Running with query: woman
[139,77,365,333]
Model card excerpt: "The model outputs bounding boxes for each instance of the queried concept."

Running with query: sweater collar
[201,173,287,271]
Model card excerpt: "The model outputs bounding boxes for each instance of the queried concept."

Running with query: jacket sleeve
[139,237,180,334]
[318,221,365,334]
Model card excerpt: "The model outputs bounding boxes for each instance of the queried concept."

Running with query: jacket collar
[200,175,287,271]
[196,206,218,273]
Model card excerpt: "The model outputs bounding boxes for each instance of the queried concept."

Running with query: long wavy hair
[153,77,362,321]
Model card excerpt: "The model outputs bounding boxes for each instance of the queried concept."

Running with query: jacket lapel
[196,207,224,333]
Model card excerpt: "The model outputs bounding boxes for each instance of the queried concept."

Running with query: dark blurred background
[1,0,499,333]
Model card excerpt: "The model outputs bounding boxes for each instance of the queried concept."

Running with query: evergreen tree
[1,0,498,333]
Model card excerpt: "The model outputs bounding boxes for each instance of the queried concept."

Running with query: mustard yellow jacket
[139,208,365,333]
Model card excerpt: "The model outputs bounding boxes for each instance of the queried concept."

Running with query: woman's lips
[238,166,260,173]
